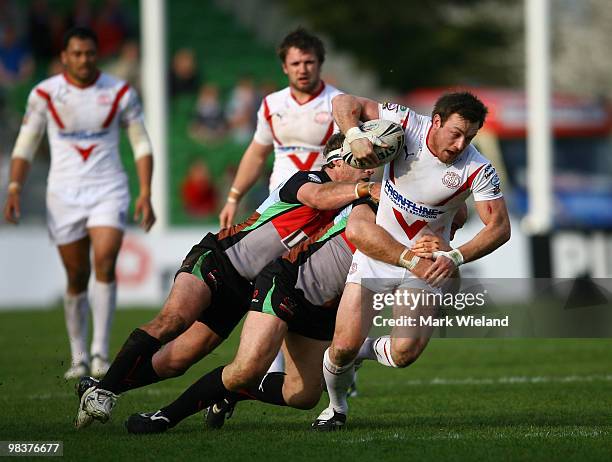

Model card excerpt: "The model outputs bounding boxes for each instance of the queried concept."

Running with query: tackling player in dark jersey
[74,135,378,429]
[122,196,468,434]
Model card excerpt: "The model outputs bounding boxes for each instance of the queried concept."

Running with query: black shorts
[176,233,253,338]
[250,261,337,341]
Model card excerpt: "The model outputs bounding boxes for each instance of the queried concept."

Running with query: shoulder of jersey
[35,73,63,91]
[324,83,342,97]
[263,86,291,104]
[464,144,489,165]
[97,72,128,90]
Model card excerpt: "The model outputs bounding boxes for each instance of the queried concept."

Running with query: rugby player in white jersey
[3,27,155,380]
[312,91,511,430]
[219,27,342,227]
[219,27,343,378]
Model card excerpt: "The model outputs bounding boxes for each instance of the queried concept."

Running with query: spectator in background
[189,83,227,143]
[169,48,200,97]
[104,40,140,91]
[0,25,34,88]
[92,0,131,58]
[226,75,258,143]
[181,158,218,217]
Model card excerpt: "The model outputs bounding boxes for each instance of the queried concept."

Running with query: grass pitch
[0,308,610,461]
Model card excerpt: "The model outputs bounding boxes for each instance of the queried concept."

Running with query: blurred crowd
[0,0,277,222]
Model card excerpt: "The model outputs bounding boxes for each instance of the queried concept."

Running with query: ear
[60,50,67,66]
[281,61,289,76]
[432,114,442,129]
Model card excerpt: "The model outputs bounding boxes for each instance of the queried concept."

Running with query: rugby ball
[342,119,405,169]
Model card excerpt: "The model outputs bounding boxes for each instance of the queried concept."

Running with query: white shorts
[346,250,440,294]
[46,181,130,245]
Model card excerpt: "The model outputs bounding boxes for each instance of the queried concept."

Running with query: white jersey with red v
[376,102,503,246]
[253,82,343,191]
[20,72,143,186]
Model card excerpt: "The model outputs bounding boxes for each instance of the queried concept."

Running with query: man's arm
[332,94,381,167]
[296,181,380,210]
[457,197,511,262]
[424,197,511,286]
[345,203,432,278]
[133,154,156,231]
[219,140,273,228]
[3,158,31,224]
[332,94,380,133]
[4,88,47,224]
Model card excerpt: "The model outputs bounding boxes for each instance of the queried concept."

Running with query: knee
[143,312,190,343]
[65,265,90,292]
[390,343,424,368]
[284,387,321,410]
[330,343,360,366]
[223,361,262,392]
[94,255,117,282]
[154,358,189,379]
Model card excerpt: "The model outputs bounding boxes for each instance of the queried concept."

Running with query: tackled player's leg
[312,282,377,430]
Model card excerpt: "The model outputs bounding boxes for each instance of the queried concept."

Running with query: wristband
[354,182,373,199]
[367,182,375,196]
[227,186,242,204]
[345,126,363,144]
[8,181,21,194]
[432,248,464,266]
[398,248,420,270]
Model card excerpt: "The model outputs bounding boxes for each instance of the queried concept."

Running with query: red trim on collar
[290,81,325,105]
[63,70,101,89]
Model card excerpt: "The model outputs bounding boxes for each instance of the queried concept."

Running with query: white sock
[322,348,354,415]
[90,280,117,359]
[372,336,399,368]
[356,337,378,361]
[64,291,90,366]
[267,350,285,373]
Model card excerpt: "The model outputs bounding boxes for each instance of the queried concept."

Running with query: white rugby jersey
[377,102,503,246]
[253,82,342,190]
[19,72,143,187]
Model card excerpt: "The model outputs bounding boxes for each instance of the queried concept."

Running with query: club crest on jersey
[97,93,112,105]
[314,111,332,125]
[442,172,461,189]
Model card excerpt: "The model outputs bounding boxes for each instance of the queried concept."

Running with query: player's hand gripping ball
[342,119,405,169]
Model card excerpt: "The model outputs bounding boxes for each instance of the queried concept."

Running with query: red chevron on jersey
[288,152,319,170]
[73,144,97,161]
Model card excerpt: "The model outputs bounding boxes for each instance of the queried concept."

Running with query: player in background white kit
[218,28,342,378]
[218,27,342,227]
[3,28,156,380]
[312,92,511,430]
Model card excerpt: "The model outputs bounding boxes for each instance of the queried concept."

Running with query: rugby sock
[355,337,378,361]
[322,348,354,415]
[162,366,228,425]
[267,351,285,374]
[113,355,162,394]
[90,280,116,359]
[372,336,399,368]
[99,328,161,393]
[64,291,90,366]
[231,372,287,406]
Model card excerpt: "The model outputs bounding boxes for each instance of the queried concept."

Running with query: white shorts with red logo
[46,180,130,245]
